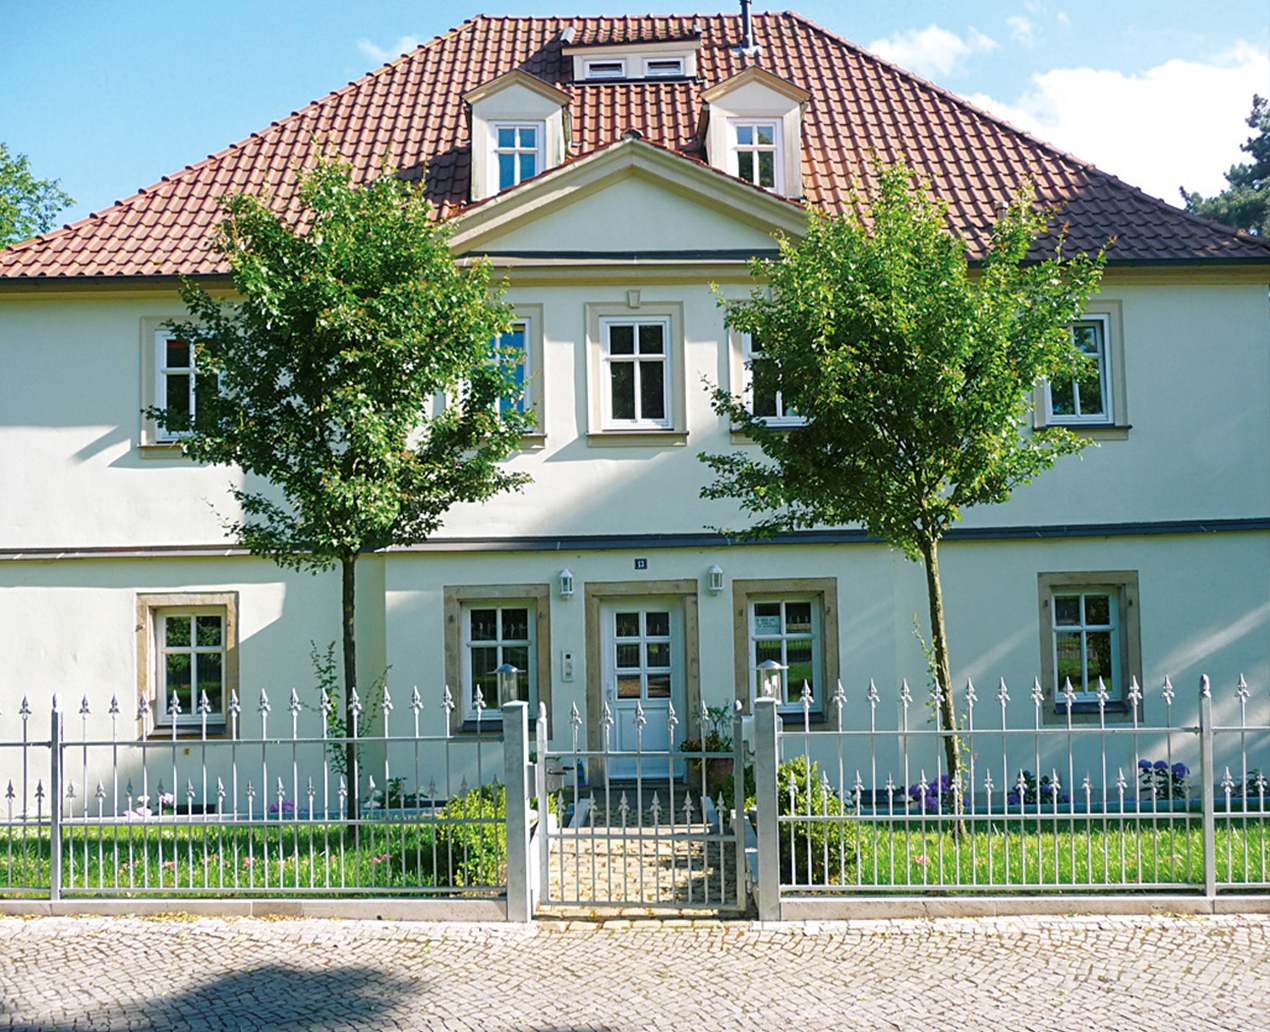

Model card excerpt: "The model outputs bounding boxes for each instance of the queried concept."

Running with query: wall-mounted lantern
[558,568,574,599]
[707,564,724,594]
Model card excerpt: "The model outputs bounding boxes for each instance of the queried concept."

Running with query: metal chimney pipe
[739,0,754,52]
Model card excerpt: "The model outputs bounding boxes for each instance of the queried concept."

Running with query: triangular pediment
[446,137,807,257]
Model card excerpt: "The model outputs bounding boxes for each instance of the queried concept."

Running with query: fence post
[502,701,533,923]
[49,696,63,903]
[754,697,780,921]
[1198,676,1216,899]
[535,704,549,908]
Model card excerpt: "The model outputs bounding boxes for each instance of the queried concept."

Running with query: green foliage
[776,757,856,885]
[432,781,507,886]
[307,641,387,778]
[679,705,735,753]
[152,154,533,572]
[1181,95,1269,235]
[701,161,1105,558]
[0,143,73,247]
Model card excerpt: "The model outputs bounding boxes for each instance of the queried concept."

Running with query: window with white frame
[750,599,819,707]
[1038,571,1140,719]
[491,122,544,193]
[731,120,782,191]
[643,57,684,78]
[601,317,672,428]
[584,59,626,80]
[1047,315,1112,424]
[461,603,535,722]
[155,330,214,441]
[743,334,804,426]
[137,593,237,735]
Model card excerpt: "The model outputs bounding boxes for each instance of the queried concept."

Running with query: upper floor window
[601,317,672,429]
[491,122,544,193]
[1047,315,1112,425]
[644,57,684,78]
[743,334,805,427]
[492,320,530,416]
[732,120,782,191]
[584,59,626,80]
[155,330,214,441]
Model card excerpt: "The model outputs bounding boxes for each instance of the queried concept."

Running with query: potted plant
[679,706,735,797]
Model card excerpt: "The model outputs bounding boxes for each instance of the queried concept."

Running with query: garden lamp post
[756,659,786,704]
[495,662,522,708]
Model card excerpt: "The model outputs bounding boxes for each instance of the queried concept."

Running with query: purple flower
[1171,763,1189,777]
[1154,760,1168,770]
[1060,793,1071,804]
[1007,793,1020,805]
[1138,760,1152,770]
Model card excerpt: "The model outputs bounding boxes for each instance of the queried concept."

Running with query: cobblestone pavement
[0,913,1266,1031]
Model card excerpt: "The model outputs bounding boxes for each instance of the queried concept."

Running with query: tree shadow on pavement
[2,962,422,1031]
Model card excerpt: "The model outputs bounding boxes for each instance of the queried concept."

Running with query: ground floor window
[731,578,838,720]
[1038,571,1141,721]
[136,593,237,735]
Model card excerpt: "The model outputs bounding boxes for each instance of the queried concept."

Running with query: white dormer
[464,71,571,203]
[562,39,700,82]
[700,67,810,199]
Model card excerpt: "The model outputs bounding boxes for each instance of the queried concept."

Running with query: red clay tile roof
[3,12,1266,280]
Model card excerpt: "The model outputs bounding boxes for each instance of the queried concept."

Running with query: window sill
[137,442,188,459]
[517,433,547,452]
[145,724,229,740]
[1039,423,1131,441]
[586,430,688,448]
[458,718,504,734]
[1053,700,1130,715]
[779,709,828,727]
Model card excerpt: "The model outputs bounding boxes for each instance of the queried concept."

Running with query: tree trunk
[341,554,359,826]
[918,536,964,827]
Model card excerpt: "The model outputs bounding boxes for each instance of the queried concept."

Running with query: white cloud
[358,35,421,64]
[968,42,1270,201]
[1007,16,1035,46]
[868,25,998,79]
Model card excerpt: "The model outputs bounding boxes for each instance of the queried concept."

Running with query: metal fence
[1,687,525,904]
[535,701,745,912]
[751,675,1268,917]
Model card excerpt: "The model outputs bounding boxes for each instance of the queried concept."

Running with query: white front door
[601,599,685,779]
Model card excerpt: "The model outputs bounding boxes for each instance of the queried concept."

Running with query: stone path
[1,913,1266,1030]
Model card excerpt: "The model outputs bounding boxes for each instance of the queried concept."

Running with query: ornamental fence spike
[997,677,1010,705]
[79,695,91,716]
[1200,674,1212,699]
[964,679,977,706]
[1235,674,1250,701]
[410,686,423,713]
[1161,676,1175,704]
[257,689,270,715]
[1030,678,1044,706]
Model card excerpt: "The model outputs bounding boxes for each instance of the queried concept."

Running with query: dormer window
[492,123,544,192]
[733,121,781,191]
[585,60,626,80]
[644,58,684,78]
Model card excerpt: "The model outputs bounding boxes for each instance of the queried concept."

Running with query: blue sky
[2,1,1267,229]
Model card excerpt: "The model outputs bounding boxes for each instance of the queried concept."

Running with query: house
[1,10,1267,784]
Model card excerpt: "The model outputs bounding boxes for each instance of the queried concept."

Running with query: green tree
[0,144,74,247]
[153,156,532,813]
[1180,95,1269,235]
[700,163,1104,810]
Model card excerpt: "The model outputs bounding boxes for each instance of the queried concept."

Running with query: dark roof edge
[0,273,233,294]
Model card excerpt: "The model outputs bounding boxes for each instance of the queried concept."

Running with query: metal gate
[534,702,746,913]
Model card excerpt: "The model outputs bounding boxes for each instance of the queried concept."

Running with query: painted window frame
[742,333,806,427]
[1037,571,1141,724]
[585,301,686,442]
[729,119,784,193]
[459,602,536,723]
[584,59,626,80]
[1035,302,1129,435]
[136,592,238,738]
[443,584,552,733]
[732,578,838,722]
[599,316,672,429]
[643,57,684,78]
[489,121,546,194]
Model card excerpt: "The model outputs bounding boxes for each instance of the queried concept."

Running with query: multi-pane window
[492,320,529,415]
[1051,590,1119,701]
[156,609,226,725]
[750,599,819,706]
[733,122,780,190]
[602,318,671,428]
[463,604,533,721]
[743,334,804,425]
[155,331,214,440]
[492,123,542,192]
[1048,316,1111,423]
[614,610,673,701]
